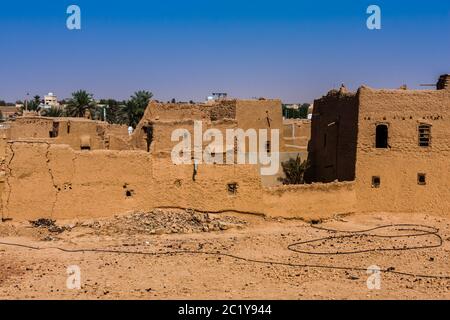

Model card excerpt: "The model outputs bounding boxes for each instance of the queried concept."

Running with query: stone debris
[97,208,247,235]
[29,219,67,233]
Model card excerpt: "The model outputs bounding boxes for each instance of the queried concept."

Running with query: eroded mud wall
[1,141,357,220]
[307,91,359,183]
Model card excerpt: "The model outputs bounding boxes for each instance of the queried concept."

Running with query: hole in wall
[372,176,381,188]
[417,173,426,185]
[266,141,271,153]
[227,183,238,195]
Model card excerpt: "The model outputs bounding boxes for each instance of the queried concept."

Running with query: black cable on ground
[0,223,449,280]
[288,224,443,255]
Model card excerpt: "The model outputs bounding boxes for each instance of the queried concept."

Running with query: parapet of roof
[16,115,108,123]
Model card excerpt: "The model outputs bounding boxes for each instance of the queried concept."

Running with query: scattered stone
[218,222,228,230]
[29,219,55,228]
[29,218,67,234]
[95,208,247,236]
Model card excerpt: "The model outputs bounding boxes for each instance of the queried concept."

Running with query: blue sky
[0,0,449,103]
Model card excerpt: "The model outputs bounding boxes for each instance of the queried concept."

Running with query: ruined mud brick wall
[149,120,238,156]
[6,117,130,151]
[307,89,359,183]
[129,101,227,151]
[1,140,355,220]
[0,98,365,221]
[130,99,283,152]
[0,141,267,220]
[235,99,285,152]
[355,87,450,215]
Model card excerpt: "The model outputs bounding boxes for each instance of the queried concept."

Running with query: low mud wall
[263,182,356,220]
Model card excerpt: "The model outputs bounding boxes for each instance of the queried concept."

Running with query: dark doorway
[49,122,59,138]
[375,124,388,148]
[143,125,153,152]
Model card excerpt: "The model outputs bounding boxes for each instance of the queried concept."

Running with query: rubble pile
[29,218,67,233]
[99,208,247,235]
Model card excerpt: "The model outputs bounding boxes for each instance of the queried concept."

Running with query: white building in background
[44,93,59,107]
[307,103,314,120]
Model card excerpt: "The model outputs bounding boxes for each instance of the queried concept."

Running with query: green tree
[23,95,42,112]
[99,99,127,124]
[282,103,310,119]
[278,155,309,185]
[123,90,153,127]
[299,103,310,119]
[66,90,96,117]
[42,106,64,117]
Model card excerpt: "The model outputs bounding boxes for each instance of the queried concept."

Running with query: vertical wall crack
[3,142,16,218]
[45,143,59,217]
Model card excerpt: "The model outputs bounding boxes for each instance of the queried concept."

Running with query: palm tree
[99,99,127,124]
[25,95,42,112]
[278,155,309,185]
[65,90,96,117]
[42,106,64,117]
[123,90,153,127]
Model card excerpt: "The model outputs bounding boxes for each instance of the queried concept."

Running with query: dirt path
[0,210,449,299]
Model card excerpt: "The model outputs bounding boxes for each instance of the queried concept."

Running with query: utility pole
[25,93,29,111]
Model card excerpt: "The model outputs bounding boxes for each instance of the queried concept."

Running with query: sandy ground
[0,210,449,300]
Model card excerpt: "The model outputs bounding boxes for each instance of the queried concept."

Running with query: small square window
[372,176,380,188]
[227,183,238,195]
[417,173,426,185]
